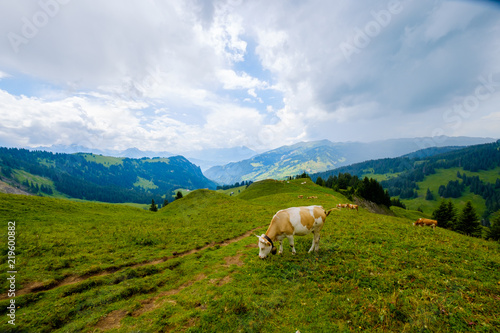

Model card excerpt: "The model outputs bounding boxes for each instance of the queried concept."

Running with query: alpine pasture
[1,179,499,332]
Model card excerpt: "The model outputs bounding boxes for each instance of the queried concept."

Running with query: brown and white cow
[348,204,359,211]
[257,205,336,259]
[413,218,438,229]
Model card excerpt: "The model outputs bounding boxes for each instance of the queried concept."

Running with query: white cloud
[0,71,10,79]
[0,0,499,153]
[217,69,266,90]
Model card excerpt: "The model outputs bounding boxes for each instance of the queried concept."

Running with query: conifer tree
[316,176,325,187]
[425,188,434,200]
[486,213,500,241]
[446,201,457,230]
[149,199,158,212]
[456,201,481,237]
[175,191,183,200]
[432,200,456,230]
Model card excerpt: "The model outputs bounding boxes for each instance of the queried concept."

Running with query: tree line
[312,140,500,220]
[432,199,500,241]
[216,180,254,191]
[302,172,404,208]
[436,172,500,218]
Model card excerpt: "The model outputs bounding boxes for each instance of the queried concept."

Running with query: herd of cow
[336,203,358,211]
[257,202,438,259]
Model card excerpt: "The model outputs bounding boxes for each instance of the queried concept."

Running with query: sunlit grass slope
[0,179,499,332]
[0,190,272,292]
[403,167,489,215]
[364,167,500,216]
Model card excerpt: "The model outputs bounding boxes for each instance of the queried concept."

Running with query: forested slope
[312,141,500,219]
[0,148,216,204]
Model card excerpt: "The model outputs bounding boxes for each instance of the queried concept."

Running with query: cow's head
[256,234,277,259]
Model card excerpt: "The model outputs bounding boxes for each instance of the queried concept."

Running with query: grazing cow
[337,203,349,209]
[298,195,303,199]
[413,218,437,229]
[348,204,359,211]
[257,206,337,258]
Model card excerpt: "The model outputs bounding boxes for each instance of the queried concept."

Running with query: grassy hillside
[313,141,500,220]
[79,153,124,167]
[0,180,499,332]
[0,147,216,204]
[399,167,492,215]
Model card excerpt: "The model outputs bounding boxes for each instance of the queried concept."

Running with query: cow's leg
[277,235,285,255]
[309,231,321,252]
[286,235,296,255]
[308,234,316,253]
[314,233,321,251]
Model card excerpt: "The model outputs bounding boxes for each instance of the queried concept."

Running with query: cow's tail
[325,208,339,217]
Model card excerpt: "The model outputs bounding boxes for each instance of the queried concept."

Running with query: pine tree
[175,191,183,200]
[456,201,481,237]
[425,188,434,200]
[163,199,169,207]
[446,201,457,230]
[486,213,500,241]
[316,176,325,187]
[432,200,455,229]
[1,166,12,177]
[149,199,158,212]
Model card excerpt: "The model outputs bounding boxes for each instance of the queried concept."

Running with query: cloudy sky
[1,0,499,153]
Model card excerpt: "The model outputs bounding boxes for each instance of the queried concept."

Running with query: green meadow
[79,153,124,167]
[362,167,500,217]
[0,179,499,332]
[402,167,494,216]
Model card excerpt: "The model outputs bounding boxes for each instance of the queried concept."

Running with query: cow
[256,205,337,259]
[348,204,359,211]
[297,195,304,199]
[307,196,318,199]
[336,203,348,209]
[413,218,437,229]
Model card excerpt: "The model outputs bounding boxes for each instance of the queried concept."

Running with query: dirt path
[1,226,264,300]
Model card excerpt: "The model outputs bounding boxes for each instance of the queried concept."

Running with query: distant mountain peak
[204,136,497,185]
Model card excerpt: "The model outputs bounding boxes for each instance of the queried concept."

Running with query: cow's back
[286,205,325,236]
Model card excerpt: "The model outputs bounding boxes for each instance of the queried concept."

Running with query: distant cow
[257,206,337,258]
[307,196,318,199]
[348,204,359,211]
[298,195,303,199]
[413,218,437,229]
[336,203,349,209]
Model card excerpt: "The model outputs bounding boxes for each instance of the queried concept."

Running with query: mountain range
[0,148,216,204]
[204,136,496,184]
[29,144,257,171]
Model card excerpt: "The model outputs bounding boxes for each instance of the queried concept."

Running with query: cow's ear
[271,247,277,255]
